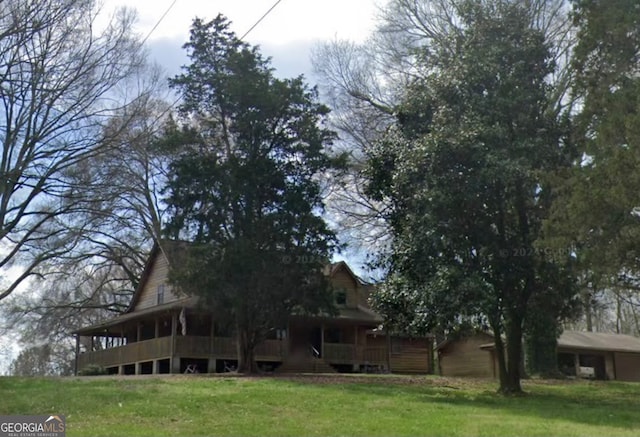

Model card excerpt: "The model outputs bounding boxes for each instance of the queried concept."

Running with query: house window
[335,290,347,305]
[157,284,165,305]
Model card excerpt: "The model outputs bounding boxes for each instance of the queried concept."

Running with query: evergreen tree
[161,15,339,373]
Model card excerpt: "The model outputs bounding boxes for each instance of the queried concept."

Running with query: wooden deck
[324,343,387,366]
[77,336,387,371]
[78,337,173,369]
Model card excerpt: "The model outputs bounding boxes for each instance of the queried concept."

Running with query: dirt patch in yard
[71,372,581,390]
[271,373,491,389]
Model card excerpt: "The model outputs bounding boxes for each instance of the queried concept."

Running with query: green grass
[1,374,639,436]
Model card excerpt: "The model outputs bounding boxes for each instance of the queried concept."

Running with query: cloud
[260,40,319,81]
[146,36,322,85]
[146,37,188,79]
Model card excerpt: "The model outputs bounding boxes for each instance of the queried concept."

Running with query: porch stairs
[276,351,336,374]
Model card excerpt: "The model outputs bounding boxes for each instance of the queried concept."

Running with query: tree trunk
[616,292,622,334]
[385,326,392,373]
[493,332,509,391]
[236,325,258,374]
[584,288,593,332]
[501,320,524,394]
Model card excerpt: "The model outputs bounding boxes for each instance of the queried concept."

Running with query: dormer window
[157,284,165,305]
[336,290,347,305]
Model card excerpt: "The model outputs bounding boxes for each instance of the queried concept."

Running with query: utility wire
[141,0,179,45]
[161,0,283,116]
[241,0,284,40]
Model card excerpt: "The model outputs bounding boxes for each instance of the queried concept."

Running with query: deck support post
[574,353,580,377]
[74,335,80,375]
[354,326,359,371]
[210,314,215,357]
[320,323,325,358]
[286,319,291,359]
[170,311,178,374]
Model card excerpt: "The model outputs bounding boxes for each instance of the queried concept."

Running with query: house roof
[73,297,198,336]
[328,260,369,287]
[557,330,640,354]
[435,331,494,351]
[337,305,384,324]
[474,330,640,354]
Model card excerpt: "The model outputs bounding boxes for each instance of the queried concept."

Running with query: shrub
[78,364,108,376]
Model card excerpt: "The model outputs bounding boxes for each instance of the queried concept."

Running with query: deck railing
[212,336,236,356]
[324,342,356,363]
[77,336,287,370]
[175,336,211,356]
[77,336,172,370]
[255,339,286,359]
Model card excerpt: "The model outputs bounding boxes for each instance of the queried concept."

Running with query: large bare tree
[0,78,172,371]
[0,0,154,302]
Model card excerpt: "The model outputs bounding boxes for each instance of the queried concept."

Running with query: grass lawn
[1,374,639,436]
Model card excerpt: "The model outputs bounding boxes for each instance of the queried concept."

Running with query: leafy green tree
[367,0,576,393]
[162,15,339,373]
[542,0,640,328]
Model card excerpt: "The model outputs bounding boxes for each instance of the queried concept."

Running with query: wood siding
[331,268,359,308]
[368,335,433,374]
[390,352,430,373]
[134,252,180,311]
[358,287,369,308]
[390,337,432,374]
[614,352,640,382]
[438,334,494,378]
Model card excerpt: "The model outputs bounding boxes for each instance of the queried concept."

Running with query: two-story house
[73,241,433,375]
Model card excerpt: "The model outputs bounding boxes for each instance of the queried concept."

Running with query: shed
[436,331,496,378]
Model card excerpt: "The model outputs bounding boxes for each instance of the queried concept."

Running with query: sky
[107,0,381,81]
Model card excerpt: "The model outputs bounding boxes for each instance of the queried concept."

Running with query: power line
[241,0,284,40]
[141,0,178,45]
[161,0,283,116]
